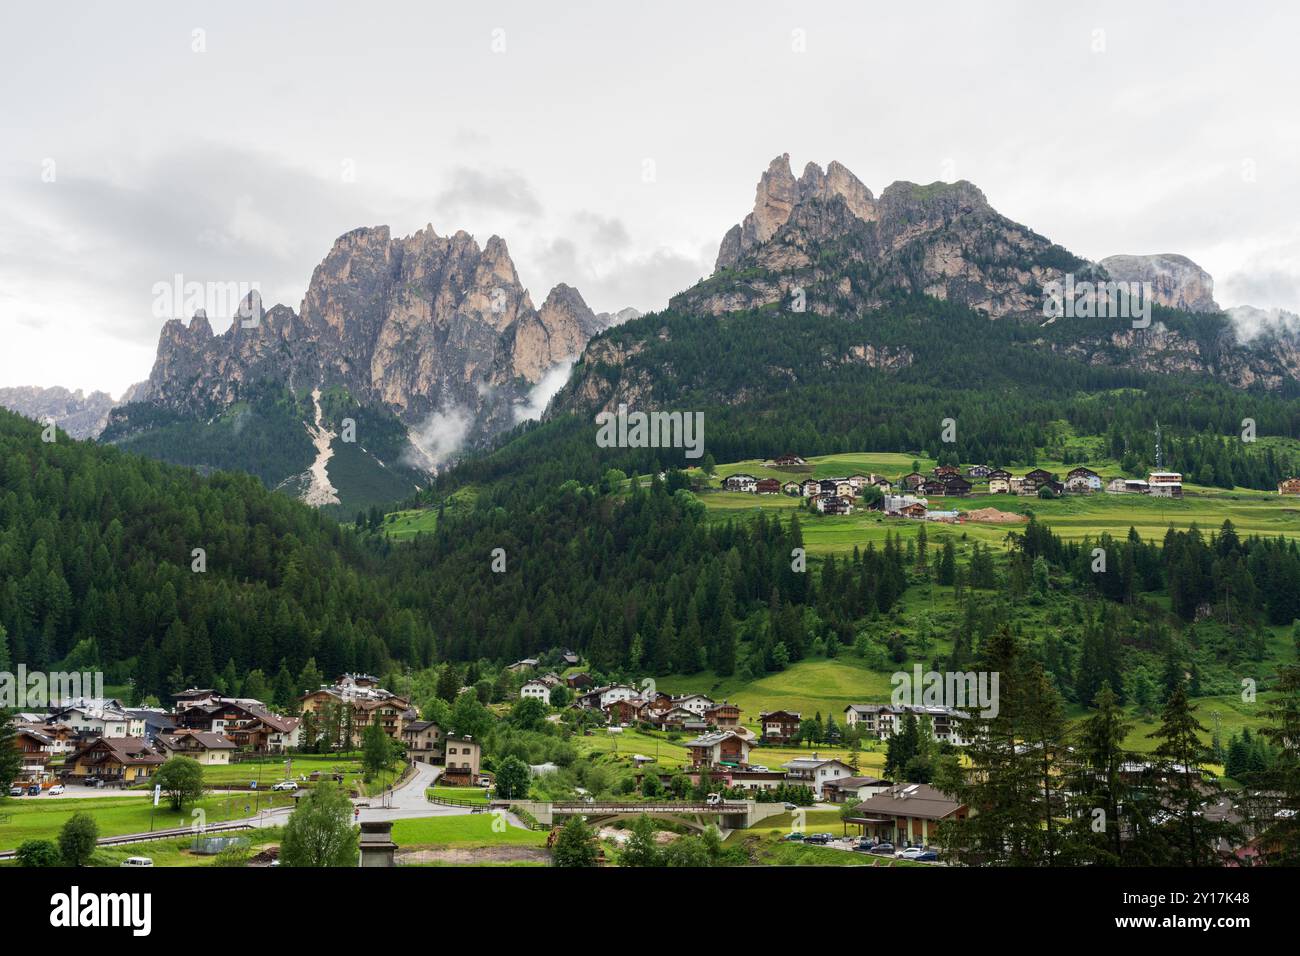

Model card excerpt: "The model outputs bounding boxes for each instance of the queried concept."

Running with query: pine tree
[1147,683,1234,866]
[1256,649,1300,864]
[1019,658,1069,863]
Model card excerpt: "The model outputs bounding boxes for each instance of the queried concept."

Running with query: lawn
[196,753,362,787]
[426,786,490,805]
[391,813,547,847]
[0,793,295,851]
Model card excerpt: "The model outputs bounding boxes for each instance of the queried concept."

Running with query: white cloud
[513,359,574,423]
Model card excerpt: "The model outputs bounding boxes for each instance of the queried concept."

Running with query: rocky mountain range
[120,224,636,463]
[550,154,1300,420]
[681,152,1093,320]
[0,386,121,440]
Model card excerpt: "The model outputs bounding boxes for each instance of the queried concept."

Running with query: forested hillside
[0,407,431,693]
[434,296,1300,508]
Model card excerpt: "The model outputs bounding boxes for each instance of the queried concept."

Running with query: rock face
[0,386,119,439]
[696,154,1089,320]
[129,224,624,454]
[715,155,877,271]
[1099,254,1219,313]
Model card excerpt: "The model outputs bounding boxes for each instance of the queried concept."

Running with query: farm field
[0,792,294,852]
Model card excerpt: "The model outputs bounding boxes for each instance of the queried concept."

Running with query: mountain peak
[691,154,1085,320]
[1099,253,1219,313]
[715,154,878,271]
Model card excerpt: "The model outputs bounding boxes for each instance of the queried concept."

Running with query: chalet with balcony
[759,710,802,744]
[685,730,752,769]
[67,736,164,783]
[156,729,236,765]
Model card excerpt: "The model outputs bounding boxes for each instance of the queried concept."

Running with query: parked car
[914,850,939,862]
[784,831,805,841]
[271,781,297,791]
[27,784,41,796]
[8,786,22,797]
[705,792,723,806]
[47,784,66,796]
[852,842,877,853]
[783,802,798,810]
[803,832,833,845]
[120,857,154,867]
[871,842,895,854]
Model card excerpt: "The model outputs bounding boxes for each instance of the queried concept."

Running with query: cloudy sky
[2,0,1298,397]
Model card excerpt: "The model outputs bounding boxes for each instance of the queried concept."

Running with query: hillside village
[715,455,1300,523]
[9,653,1270,868]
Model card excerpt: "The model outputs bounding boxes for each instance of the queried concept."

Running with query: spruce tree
[1147,683,1235,866]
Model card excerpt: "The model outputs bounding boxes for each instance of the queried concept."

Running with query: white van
[120,856,154,867]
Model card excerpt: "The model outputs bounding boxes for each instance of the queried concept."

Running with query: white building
[520,680,551,702]
[46,699,140,738]
[782,755,858,798]
[599,685,641,708]
[672,693,715,717]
